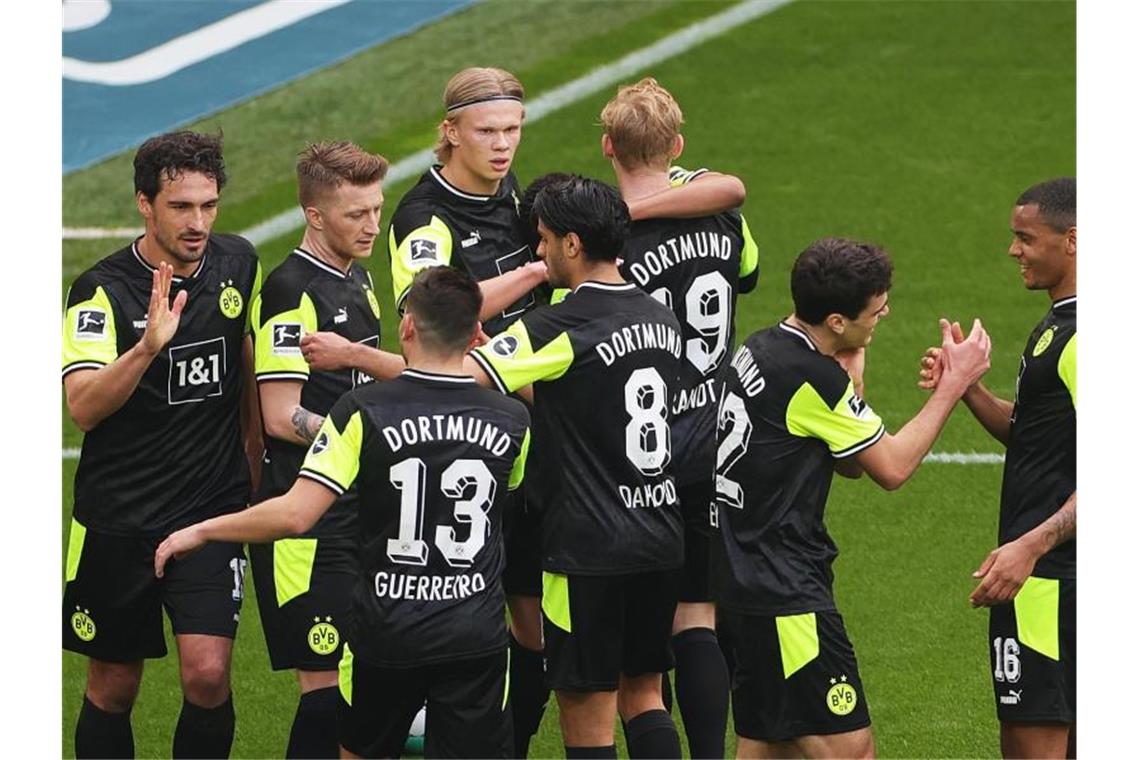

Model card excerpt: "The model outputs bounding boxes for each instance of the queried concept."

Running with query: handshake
[917,318,992,394]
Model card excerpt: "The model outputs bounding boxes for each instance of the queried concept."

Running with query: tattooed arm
[259,381,325,446]
[968,491,1075,607]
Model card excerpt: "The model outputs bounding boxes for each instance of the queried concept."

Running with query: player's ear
[1066,227,1076,258]
[136,191,153,220]
[601,133,614,159]
[565,232,582,260]
[443,118,460,148]
[303,205,323,230]
[825,313,846,336]
[672,133,684,160]
[399,312,415,343]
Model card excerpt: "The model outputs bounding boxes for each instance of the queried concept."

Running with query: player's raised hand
[154,525,207,578]
[939,318,991,392]
[301,331,353,371]
[969,539,1036,607]
[919,320,968,390]
[141,262,188,355]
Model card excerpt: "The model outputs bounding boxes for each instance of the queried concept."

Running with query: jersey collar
[778,321,820,352]
[131,238,206,282]
[1052,295,1077,310]
[293,247,349,279]
[429,165,498,203]
[402,368,477,385]
[574,281,637,294]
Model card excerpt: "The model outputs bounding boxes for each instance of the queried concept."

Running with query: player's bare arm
[64,262,188,431]
[919,321,1011,444]
[298,331,407,380]
[969,491,1075,608]
[259,380,324,446]
[855,319,991,490]
[627,171,746,220]
[476,260,548,321]
[240,335,264,489]
[155,478,338,578]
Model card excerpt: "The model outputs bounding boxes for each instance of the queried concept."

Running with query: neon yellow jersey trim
[509,428,531,491]
[62,285,119,373]
[502,648,511,711]
[390,215,454,310]
[740,215,759,278]
[549,288,571,305]
[1057,333,1076,408]
[65,518,87,583]
[273,538,318,606]
[1015,576,1061,661]
[338,642,354,706]
[253,290,319,380]
[301,411,364,494]
[786,379,884,457]
[542,572,572,633]
[246,260,263,335]
[775,612,820,678]
[471,320,574,394]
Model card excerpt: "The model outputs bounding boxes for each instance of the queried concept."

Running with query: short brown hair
[435,67,525,163]
[405,267,483,354]
[296,141,389,207]
[600,77,683,170]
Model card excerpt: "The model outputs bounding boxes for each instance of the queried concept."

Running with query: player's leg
[543,573,622,756]
[164,541,246,758]
[989,577,1076,759]
[251,537,351,758]
[424,649,513,758]
[335,643,425,759]
[619,571,682,759]
[670,484,729,759]
[64,524,167,758]
[503,488,550,757]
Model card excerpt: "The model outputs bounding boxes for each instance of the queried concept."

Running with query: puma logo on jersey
[75,309,107,339]
[334,307,348,324]
[409,239,438,261]
[461,229,482,248]
[999,689,1023,705]
[272,323,302,354]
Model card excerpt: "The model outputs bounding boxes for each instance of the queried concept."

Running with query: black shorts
[541,570,678,691]
[719,608,871,742]
[250,536,355,671]
[502,489,542,598]
[989,575,1076,723]
[336,644,511,758]
[675,479,715,603]
[62,518,245,662]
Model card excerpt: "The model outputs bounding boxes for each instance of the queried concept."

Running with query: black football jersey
[620,201,758,487]
[251,248,382,538]
[471,282,685,575]
[388,167,550,336]
[1000,296,1076,578]
[62,235,262,536]
[297,370,530,667]
[712,322,885,615]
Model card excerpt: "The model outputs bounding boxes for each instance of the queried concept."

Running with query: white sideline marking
[62,227,144,240]
[65,0,794,243]
[63,0,354,86]
[60,447,1003,463]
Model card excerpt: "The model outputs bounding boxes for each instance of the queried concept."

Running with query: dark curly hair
[133,131,226,200]
[1016,177,1075,232]
[791,237,893,325]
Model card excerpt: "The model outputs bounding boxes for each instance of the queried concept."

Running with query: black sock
[76,696,134,759]
[172,694,235,759]
[624,709,681,759]
[661,669,674,714]
[286,686,339,758]
[565,744,617,759]
[509,632,549,757]
[673,627,730,759]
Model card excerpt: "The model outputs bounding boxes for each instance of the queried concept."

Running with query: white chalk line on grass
[61,447,1003,463]
[64,0,795,243]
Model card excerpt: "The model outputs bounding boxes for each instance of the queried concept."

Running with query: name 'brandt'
[595,323,683,366]
[627,230,735,286]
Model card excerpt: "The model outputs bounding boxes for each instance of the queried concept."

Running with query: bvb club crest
[219,280,244,319]
[1032,326,1056,357]
[826,675,858,716]
[308,616,340,655]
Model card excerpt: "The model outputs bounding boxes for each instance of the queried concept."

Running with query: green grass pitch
[62,0,1074,756]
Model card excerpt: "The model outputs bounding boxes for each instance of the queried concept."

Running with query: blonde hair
[435,67,525,163]
[600,77,683,169]
[296,141,389,207]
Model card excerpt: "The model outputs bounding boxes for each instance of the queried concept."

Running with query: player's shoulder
[67,244,138,304]
[751,322,850,404]
[258,253,313,304]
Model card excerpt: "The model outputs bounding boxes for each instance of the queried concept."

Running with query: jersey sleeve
[1057,332,1076,408]
[785,378,885,458]
[469,314,574,394]
[388,210,455,312]
[252,277,320,383]
[298,395,363,496]
[739,214,760,293]
[508,427,531,491]
[246,259,264,335]
[668,165,709,187]
[62,275,120,379]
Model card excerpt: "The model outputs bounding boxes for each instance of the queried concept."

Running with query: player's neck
[1048,272,1076,302]
[613,162,671,204]
[440,161,500,197]
[137,234,199,278]
[788,314,843,356]
[300,229,352,274]
[570,260,625,290]
[404,347,466,377]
